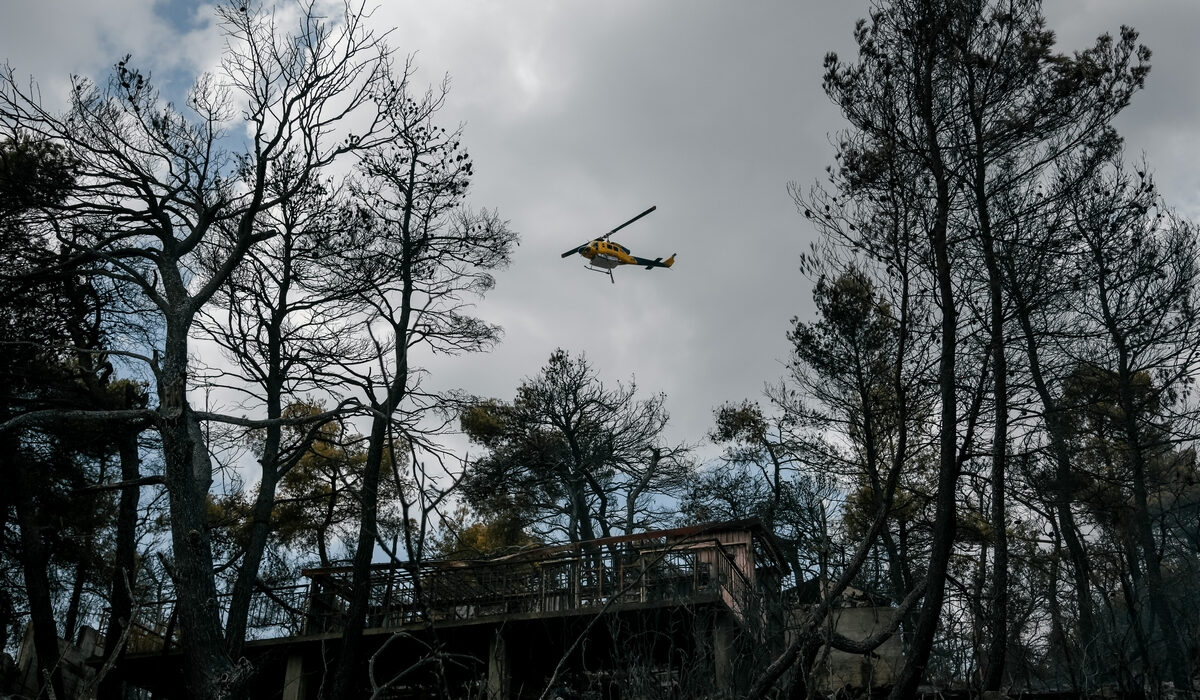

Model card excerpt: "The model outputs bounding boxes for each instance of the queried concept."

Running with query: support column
[283,653,306,700]
[487,629,509,700]
[713,612,737,692]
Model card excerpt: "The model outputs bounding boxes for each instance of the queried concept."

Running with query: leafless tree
[0,1,406,695]
[315,73,518,698]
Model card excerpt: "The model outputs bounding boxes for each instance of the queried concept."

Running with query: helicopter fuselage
[580,240,635,269]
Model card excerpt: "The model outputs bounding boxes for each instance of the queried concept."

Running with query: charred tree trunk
[99,428,142,700]
[10,449,66,700]
[973,103,1010,694]
[326,413,389,699]
[890,6,960,695]
[224,372,284,659]
[158,318,238,699]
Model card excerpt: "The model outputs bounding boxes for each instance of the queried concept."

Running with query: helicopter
[560,205,675,283]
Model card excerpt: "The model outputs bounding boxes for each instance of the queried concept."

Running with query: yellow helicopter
[560,205,675,283]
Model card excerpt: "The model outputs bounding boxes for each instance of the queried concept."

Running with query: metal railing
[120,583,312,653]
[301,536,753,633]
[120,526,775,652]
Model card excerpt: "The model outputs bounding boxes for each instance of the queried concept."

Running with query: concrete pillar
[283,653,306,700]
[713,612,737,692]
[76,625,99,658]
[487,629,509,700]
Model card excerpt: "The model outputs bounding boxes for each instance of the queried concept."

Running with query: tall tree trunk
[1117,532,1154,684]
[100,429,142,700]
[1095,245,1192,690]
[10,450,66,700]
[567,471,595,543]
[1114,354,1191,690]
[327,413,388,699]
[1009,275,1099,678]
[973,100,1010,693]
[318,475,337,568]
[158,321,238,699]
[891,6,960,694]
[1045,533,1080,690]
[63,560,86,646]
[226,235,297,659]
[328,209,416,698]
[224,379,283,660]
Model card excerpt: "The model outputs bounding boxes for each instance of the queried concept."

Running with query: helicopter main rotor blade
[562,205,655,258]
[607,205,656,236]
[561,238,602,258]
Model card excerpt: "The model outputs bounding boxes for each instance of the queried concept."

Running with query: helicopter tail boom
[636,253,675,270]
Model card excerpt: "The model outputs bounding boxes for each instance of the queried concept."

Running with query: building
[107,519,790,699]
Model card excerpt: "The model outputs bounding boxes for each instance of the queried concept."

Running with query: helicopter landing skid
[585,265,615,283]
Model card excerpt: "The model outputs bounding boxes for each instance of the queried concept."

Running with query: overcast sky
[4,0,1200,461]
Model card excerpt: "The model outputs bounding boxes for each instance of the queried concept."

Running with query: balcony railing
[304,536,751,633]
[119,523,776,654]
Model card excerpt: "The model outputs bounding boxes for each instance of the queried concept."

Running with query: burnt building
[109,519,790,699]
